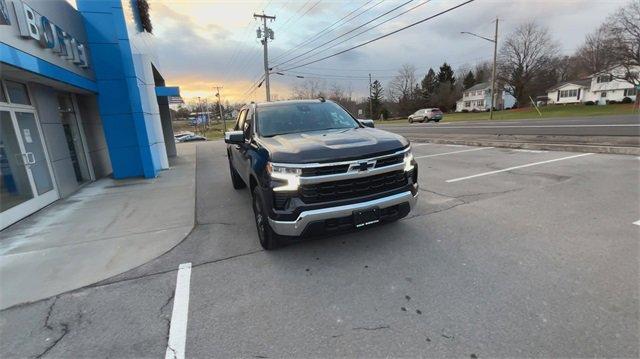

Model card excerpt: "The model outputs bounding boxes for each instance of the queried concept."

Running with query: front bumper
[268,190,418,237]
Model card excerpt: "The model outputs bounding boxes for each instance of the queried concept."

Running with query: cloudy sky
[140,0,625,103]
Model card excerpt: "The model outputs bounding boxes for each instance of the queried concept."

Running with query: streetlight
[461,18,499,120]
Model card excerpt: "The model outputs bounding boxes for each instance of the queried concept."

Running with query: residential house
[546,65,638,105]
[546,79,591,104]
[586,66,638,104]
[455,82,516,112]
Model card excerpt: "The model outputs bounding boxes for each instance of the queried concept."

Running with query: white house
[546,65,638,105]
[585,66,638,104]
[547,79,591,104]
[455,82,516,112]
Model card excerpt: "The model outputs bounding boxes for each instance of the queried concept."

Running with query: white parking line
[633,220,640,226]
[415,147,493,159]
[446,153,594,183]
[512,149,547,153]
[165,263,192,359]
[412,143,432,147]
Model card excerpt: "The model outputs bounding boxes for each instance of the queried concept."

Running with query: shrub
[461,109,469,113]
[621,97,633,104]
[607,100,618,104]
[471,108,479,113]
[584,101,595,106]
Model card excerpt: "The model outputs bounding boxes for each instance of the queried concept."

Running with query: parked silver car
[408,108,443,123]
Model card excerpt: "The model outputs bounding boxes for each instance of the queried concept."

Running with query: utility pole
[461,18,499,119]
[254,12,276,102]
[369,73,373,119]
[213,86,226,130]
[489,18,499,120]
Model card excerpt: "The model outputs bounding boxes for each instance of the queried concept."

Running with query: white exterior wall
[547,84,588,105]
[457,88,489,111]
[585,70,638,104]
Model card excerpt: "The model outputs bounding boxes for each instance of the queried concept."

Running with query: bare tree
[388,64,417,116]
[388,64,417,102]
[290,79,325,99]
[603,0,640,86]
[498,22,559,107]
[575,24,618,76]
[474,61,493,83]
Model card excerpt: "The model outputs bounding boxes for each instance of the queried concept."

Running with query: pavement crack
[86,249,264,294]
[352,325,390,331]
[42,297,58,330]
[418,187,457,199]
[35,297,70,358]
[166,344,177,359]
[404,200,467,220]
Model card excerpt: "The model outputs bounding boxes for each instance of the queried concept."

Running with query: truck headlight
[403,148,414,172]
[267,162,301,192]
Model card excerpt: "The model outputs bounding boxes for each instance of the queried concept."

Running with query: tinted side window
[235,109,247,131]
[243,110,253,139]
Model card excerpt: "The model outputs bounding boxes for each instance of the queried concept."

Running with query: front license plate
[353,207,380,228]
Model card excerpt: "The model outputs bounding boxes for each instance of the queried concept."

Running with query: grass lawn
[379,103,638,125]
[173,120,235,140]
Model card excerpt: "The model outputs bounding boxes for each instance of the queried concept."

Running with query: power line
[282,0,433,69]
[271,0,375,62]
[280,0,477,72]
[221,0,273,84]
[274,0,311,31]
[273,0,413,68]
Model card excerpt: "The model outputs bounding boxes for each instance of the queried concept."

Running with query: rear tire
[228,158,246,189]
[252,187,282,250]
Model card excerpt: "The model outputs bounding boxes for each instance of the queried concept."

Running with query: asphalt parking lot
[1,140,638,358]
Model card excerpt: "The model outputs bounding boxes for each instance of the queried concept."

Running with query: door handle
[26,152,36,164]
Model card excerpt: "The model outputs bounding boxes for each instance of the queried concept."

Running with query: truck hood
[258,127,409,163]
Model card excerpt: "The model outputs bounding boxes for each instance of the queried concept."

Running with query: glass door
[57,93,91,183]
[1,110,34,211]
[0,107,58,229]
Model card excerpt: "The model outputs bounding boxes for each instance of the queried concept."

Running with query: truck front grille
[301,164,349,177]
[374,154,403,168]
[300,170,407,203]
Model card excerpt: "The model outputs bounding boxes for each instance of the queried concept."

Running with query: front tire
[408,117,413,123]
[252,187,282,250]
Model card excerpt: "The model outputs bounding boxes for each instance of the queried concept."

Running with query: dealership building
[1,0,180,229]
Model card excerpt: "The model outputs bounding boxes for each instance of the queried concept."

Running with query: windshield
[257,102,360,137]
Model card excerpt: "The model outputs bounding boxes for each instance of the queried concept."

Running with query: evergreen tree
[369,80,384,118]
[420,68,437,106]
[437,62,455,88]
[463,70,476,89]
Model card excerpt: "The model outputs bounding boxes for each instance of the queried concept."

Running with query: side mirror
[359,119,375,128]
[224,130,245,144]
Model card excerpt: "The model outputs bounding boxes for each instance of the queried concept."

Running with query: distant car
[178,134,207,142]
[408,108,443,123]
[174,132,194,142]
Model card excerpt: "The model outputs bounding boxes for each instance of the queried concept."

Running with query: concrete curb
[407,136,640,156]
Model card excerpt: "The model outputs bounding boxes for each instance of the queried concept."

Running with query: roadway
[1,141,638,358]
[380,114,640,137]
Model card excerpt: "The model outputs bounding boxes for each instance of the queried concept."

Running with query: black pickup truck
[225,99,418,249]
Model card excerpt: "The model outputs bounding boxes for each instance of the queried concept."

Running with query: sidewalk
[0,144,196,310]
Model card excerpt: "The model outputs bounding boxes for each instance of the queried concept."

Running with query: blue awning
[155,86,180,97]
